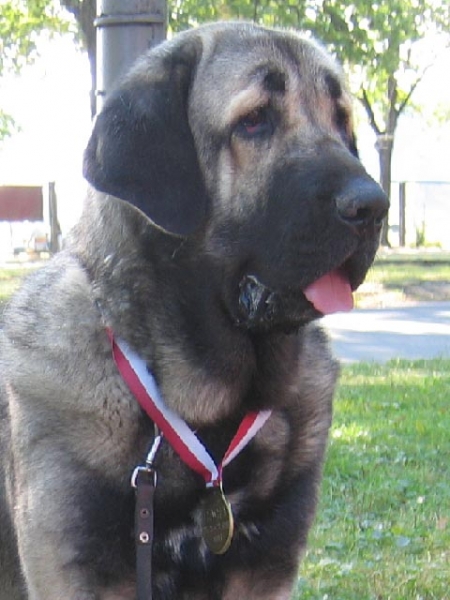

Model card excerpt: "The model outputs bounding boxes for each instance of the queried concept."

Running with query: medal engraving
[200,486,234,554]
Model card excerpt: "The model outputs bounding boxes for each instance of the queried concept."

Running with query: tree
[168,0,303,30]
[0,0,71,140]
[306,0,450,245]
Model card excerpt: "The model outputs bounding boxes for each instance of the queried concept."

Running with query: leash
[107,329,272,598]
[131,429,162,600]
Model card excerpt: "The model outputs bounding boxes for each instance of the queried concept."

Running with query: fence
[389,181,450,249]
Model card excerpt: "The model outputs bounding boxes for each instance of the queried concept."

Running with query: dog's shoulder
[0,253,104,407]
[2,253,94,344]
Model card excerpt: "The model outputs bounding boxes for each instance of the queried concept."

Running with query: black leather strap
[135,468,156,600]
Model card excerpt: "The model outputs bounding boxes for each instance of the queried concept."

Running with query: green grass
[296,360,450,600]
[365,262,450,289]
[375,252,450,264]
[354,253,450,306]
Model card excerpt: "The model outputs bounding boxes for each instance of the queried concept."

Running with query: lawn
[297,359,450,600]
[368,261,450,288]
[355,252,450,307]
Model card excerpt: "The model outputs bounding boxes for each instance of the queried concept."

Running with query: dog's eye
[236,107,273,139]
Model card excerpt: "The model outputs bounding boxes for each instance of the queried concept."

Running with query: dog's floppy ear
[83,36,207,236]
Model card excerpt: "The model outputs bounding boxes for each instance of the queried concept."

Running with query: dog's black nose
[335,178,389,231]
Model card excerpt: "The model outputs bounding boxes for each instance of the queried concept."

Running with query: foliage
[0,0,70,74]
[310,0,450,136]
[168,0,295,30]
[0,0,73,140]
[296,359,450,599]
[0,109,18,141]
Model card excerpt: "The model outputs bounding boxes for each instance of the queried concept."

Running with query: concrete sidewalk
[322,302,450,363]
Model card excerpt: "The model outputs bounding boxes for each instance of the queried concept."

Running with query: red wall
[0,186,43,221]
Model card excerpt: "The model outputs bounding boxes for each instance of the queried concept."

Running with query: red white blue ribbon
[108,330,272,488]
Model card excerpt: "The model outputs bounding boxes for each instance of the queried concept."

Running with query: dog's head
[84,22,388,332]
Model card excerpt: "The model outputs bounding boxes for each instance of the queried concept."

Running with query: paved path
[322,302,450,363]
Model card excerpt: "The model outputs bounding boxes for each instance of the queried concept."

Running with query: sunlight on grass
[366,263,450,286]
[296,360,450,600]
[354,256,450,306]
[332,424,370,443]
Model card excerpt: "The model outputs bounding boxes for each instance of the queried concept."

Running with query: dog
[0,21,388,600]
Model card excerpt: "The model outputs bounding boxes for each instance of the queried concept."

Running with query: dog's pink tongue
[304,270,354,315]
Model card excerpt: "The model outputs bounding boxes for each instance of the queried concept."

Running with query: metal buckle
[131,428,163,489]
[131,465,157,489]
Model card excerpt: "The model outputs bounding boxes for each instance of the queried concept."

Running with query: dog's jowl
[0,22,388,600]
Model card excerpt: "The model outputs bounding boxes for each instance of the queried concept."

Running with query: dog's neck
[73,197,301,426]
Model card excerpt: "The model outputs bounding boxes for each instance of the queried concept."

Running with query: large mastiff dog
[0,22,388,600]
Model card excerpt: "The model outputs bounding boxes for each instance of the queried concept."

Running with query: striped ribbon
[107,330,272,487]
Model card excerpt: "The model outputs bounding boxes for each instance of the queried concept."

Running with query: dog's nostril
[336,178,389,230]
[343,206,372,223]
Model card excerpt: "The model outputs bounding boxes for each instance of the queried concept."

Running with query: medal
[200,486,234,555]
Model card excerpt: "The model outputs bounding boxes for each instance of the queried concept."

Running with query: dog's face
[84,22,388,333]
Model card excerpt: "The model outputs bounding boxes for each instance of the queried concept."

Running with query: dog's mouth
[236,261,359,332]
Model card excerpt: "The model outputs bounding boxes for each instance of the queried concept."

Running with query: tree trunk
[61,0,96,118]
[80,1,96,119]
[375,133,394,247]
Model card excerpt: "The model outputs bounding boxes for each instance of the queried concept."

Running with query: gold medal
[200,486,234,554]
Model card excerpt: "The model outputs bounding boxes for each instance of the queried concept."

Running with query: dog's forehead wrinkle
[193,29,313,99]
[194,59,279,102]
[219,85,271,128]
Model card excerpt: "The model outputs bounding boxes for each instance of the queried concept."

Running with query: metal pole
[48,181,61,254]
[95,0,167,113]
[399,182,406,247]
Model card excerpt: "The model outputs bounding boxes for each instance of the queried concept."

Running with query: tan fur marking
[222,86,270,127]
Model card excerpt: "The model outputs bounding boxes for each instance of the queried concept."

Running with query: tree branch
[60,0,81,21]
[359,89,382,136]
[285,3,302,28]
[397,62,433,116]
